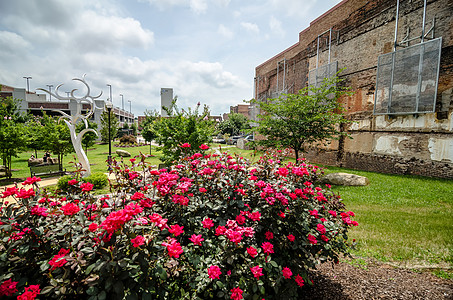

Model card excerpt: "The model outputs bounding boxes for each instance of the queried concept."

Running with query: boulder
[28,158,44,166]
[116,149,131,157]
[321,172,370,186]
[236,138,250,150]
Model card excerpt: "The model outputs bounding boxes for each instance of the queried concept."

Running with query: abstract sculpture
[38,75,103,177]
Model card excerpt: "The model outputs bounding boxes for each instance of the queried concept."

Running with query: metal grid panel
[374,37,442,115]
[308,61,338,88]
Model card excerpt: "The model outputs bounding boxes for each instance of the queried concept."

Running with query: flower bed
[0,145,357,299]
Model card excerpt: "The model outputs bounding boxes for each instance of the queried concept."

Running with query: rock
[28,158,44,166]
[236,138,250,150]
[321,172,370,186]
[116,149,131,157]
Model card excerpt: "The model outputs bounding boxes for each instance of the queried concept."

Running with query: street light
[128,99,131,114]
[105,100,114,170]
[120,94,124,110]
[46,85,53,101]
[23,76,32,93]
[107,84,113,106]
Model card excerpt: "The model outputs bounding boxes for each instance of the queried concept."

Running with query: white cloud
[189,0,208,14]
[218,24,234,39]
[71,11,154,53]
[0,31,32,56]
[240,22,259,34]
[269,16,285,37]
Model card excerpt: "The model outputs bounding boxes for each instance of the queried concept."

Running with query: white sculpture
[38,75,103,177]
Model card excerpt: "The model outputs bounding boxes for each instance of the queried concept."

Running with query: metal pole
[46,85,53,101]
[120,94,124,110]
[129,100,131,114]
[107,84,112,104]
[283,59,286,92]
[276,61,279,93]
[108,106,112,170]
[393,0,400,51]
[328,28,332,64]
[23,76,32,93]
[421,0,427,43]
[66,92,70,97]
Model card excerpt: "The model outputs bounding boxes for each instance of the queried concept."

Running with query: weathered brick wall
[255,0,453,178]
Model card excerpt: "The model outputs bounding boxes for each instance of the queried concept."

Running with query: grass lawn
[5,143,258,180]
[323,166,453,268]
[3,145,452,270]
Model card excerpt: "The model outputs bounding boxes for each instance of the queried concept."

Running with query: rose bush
[0,145,357,299]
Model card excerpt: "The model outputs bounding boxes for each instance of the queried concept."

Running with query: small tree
[218,113,250,136]
[40,113,73,171]
[76,119,98,153]
[100,110,119,143]
[25,116,45,157]
[131,123,138,136]
[141,110,159,154]
[0,95,28,178]
[153,100,215,165]
[250,75,352,161]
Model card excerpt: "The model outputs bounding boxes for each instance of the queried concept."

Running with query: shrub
[119,134,136,145]
[0,147,357,299]
[82,172,108,190]
[57,173,108,191]
[56,174,73,191]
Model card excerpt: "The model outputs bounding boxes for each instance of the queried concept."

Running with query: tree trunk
[294,149,299,162]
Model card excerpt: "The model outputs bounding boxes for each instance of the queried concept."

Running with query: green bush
[56,175,73,191]
[119,134,136,145]
[82,172,108,190]
[0,148,357,299]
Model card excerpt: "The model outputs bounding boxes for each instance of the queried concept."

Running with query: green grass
[323,166,453,267]
[5,143,258,181]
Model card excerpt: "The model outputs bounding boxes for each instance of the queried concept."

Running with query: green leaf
[98,291,107,300]
[269,260,278,268]
[216,281,224,289]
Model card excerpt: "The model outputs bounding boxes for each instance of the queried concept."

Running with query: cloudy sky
[0,0,341,116]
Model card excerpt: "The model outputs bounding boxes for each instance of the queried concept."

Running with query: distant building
[160,88,173,117]
[0,84,134,134]
[230,104,251,119]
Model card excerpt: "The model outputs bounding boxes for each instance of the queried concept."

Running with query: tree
[0,95,28,178]
[76,119,98,153]
[218,113,250,136]
[141,110,159,154]
[100,110,119,143]
[40,113,73,171]
[153,100,215,165]
[250,75,352,161]
[25,116,45,157]
[131,123,138,136]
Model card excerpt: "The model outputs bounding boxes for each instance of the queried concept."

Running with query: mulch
[299,258,452,299]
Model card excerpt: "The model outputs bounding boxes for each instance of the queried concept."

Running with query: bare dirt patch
[299,258,452,299]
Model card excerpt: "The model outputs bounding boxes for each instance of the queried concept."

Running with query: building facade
[0,84,134,136]
[255,0,453,178]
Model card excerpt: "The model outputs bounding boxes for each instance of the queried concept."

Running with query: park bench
[30,163,65,177]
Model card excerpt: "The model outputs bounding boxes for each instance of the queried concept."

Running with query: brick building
[255,0,453,178]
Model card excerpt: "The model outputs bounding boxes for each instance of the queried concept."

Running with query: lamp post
[23,76,32,93]
[105,100,114,170]
[120,94,124,110]
[107,84,113,106]
[46,85,53,101]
